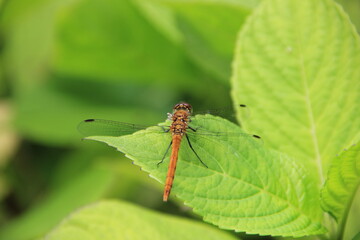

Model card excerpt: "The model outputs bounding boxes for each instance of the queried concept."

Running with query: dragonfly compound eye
[174,102,193,113]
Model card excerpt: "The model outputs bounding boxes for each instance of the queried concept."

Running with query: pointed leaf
[45,200,237,240]
[321,143,360,223]
[231,0,360,184]
[87,115,325,237]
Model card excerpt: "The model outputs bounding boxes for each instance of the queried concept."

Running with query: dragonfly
[78,102,260,202]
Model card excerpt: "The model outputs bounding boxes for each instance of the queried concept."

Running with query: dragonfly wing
[78,119,156,137]
[186,127,261,142]
[186,128,263,151]
[192,105,248,121]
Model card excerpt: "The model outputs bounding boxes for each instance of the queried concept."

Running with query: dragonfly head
[173,102,192,114]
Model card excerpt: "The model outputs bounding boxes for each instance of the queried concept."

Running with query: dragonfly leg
[188,126,197,132]
[160,126,170,133]
[185,134,208,168]
[157,140,172,167]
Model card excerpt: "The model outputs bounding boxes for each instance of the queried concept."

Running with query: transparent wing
[78,118,261,141]
[192,104,249,120]
[78,119,166,137]
[187,127,260,139]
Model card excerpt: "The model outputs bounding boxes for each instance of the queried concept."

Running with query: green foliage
[1,0,234,146]
[87,115,325,237]
[335,0,360,32]
[0,151,115,240]
[14,82,168,145]
[1,0,184,145]
[0,0,359,239]
[231,0,360,187]
[135,0,260,82]
[353,232,360,240]
[162,1,254,82]
[45,200,237,240]
[0,148,158,240]
[321,144,360,238]
[0,169,113,240]
[54,0,193,84]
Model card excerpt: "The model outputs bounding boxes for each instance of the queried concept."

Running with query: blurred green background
[0,0,359,239]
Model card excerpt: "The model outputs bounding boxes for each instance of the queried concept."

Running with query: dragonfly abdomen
[163,107,191,201]
[163,134,182,202]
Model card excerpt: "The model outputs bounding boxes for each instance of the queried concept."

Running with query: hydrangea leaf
[45,200,237,240]
[86,115,325,237]
[232,0,360,185]
[321,143,360,225]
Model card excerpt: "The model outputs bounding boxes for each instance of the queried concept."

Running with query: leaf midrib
[295,27,324,185]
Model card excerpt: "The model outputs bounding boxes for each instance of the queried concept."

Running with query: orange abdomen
[163,135,182,201]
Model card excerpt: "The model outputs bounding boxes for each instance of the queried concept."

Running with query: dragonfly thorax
[170,110,190,136]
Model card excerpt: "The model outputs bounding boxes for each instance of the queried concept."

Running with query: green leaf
[0,145,168,240]
[231,0,360,184]
[0,0,197,87]
[133,0,183,44]
[87,115,325,237]
[45,200,238,240]
[54,0,194,84]
[0,162,115,240]
[164,0,258,82]
[321,144,360,225]
[343,186,360,240]
[14,80,171,145]
[1,0,80,86]
[335,0,360,33]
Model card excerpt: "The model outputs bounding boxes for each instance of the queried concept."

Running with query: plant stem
[336,184,360,240]
[322,212,337,240]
